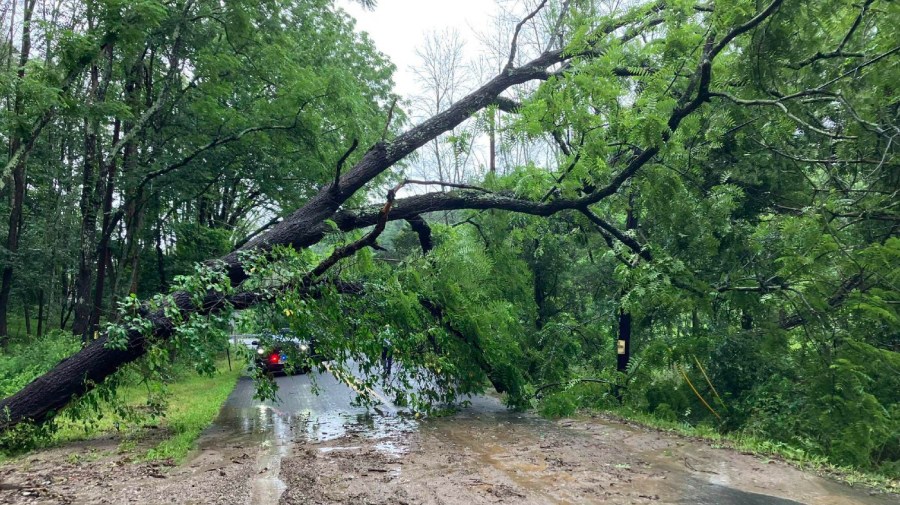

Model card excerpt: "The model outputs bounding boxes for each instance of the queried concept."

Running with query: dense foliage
[1,0,897,477]
[0,0,398,341]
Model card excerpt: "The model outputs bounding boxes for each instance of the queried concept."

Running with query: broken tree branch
[333,138,360,193]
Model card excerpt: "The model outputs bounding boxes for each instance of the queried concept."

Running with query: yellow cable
[692,354,726,409]
[676,363,721,421]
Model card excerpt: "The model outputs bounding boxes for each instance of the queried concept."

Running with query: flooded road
[202,370,895,505]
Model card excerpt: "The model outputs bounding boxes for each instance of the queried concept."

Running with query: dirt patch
[0,430,259,505]
[278,410,898,505]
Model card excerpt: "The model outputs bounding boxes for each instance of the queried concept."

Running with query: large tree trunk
[74,36,115,340]
[0,157,27,341]
[72,83,102,341]
[0,53,561,428]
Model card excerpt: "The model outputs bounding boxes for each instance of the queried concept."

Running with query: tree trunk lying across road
[0,283,363,430]
[0,2,791,432]
[0,41,584,430]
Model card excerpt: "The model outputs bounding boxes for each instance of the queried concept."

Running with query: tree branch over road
[0,1,797,431]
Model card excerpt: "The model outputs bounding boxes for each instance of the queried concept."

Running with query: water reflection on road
[204,370,415,504]
[204,370,894,505]
[213,372,417,445]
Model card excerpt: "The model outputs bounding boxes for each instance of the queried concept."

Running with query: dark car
[252,336,315,375]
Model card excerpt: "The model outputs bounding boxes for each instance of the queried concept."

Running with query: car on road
[251,334,316,375]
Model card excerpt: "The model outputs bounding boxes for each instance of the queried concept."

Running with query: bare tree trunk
[72,58,102,341]
[616,310,632,373]
[90,118,121,331]
[111,75,141,307]
[36,288,44,337]
[616,194,638,373]
[125,202,145,295]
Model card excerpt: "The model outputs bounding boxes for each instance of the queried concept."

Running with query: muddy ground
[0,427,257,505]
[1,373,896,505]
[2,412,896,505]
[277,410,895,505]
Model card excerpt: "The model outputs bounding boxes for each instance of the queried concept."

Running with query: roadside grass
[592,406,899,494]
[51,356,242,463]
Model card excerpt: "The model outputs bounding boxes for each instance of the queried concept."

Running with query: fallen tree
[0,0,818,431]
[0,0,670,429]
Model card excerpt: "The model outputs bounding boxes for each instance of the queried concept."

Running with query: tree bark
[616,310,632,373]
[90,119,121,331]
[123,190,146,295]
[616,194,638,374]
[405,215,433,254]
[72,59,103,341]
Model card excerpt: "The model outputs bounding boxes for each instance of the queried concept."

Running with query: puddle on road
[309,410,417,447]
[211,406,416,504]
[318,445,363,453]
[206,375,417,504]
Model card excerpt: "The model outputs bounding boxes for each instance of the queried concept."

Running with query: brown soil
[0,429,259,505]
[278,412,897,505]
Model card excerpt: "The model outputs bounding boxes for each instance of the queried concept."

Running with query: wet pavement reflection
[203,370,415,504]
[203,370,894,505]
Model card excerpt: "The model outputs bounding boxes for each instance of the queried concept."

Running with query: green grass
[589,406,899,494]
[2,313,34,341]
[52,356,242,463]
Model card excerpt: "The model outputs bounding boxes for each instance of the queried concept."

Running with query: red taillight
[269,353,280,364]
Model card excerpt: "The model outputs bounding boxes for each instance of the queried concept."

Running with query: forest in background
[0,0,897,478]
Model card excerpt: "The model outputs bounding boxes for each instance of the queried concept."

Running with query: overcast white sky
[338,0,500,98]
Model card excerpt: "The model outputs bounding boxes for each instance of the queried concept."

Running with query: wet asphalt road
[202,369,418,504]
[202,369,888,505]
[212,371,416,446]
